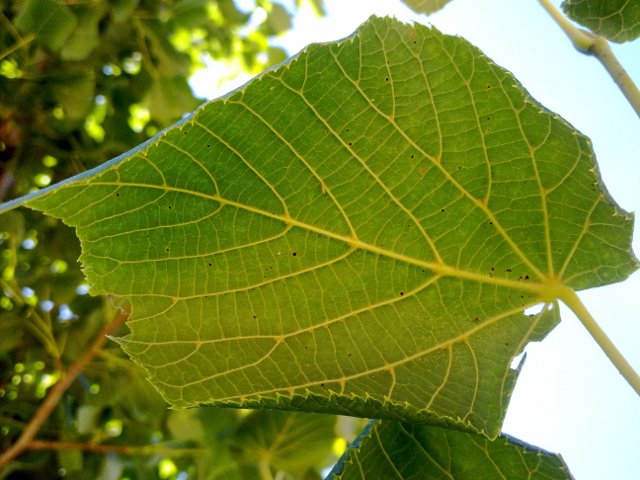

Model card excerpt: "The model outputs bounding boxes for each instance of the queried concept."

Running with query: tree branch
[537,0,640,118]
[0,306,130,470]
[26,440,205,458]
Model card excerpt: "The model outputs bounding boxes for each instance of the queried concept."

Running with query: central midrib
[87,180,552,297]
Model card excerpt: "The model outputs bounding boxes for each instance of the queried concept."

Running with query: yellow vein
[558,195,601,279]
[373,426,404,480]
[272,74,444,264]
[88,223,293,265]
[435,42,494,205]
[484,61,555,277]
[423,345,453,412]
[192,119,289,217]
[127,272,439,345]
[163,301,539,398]
[328,45,546,281]
[85,180,549,295]
[159,139,219,195]
[228,98,358,238]
[398,423,455,480]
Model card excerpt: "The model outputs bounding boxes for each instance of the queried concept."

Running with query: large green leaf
[15,0,78,52]
[562,0,640,42]
[231,410,336,476]
[328,420,572,479]
[1,16,635,438]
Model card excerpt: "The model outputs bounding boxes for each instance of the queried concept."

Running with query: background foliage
[0,1,362,479]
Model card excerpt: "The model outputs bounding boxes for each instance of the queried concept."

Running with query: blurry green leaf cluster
[0,1,374,478]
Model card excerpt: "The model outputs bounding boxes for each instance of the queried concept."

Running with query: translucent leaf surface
[231,410,336,475]
[3,16,635,437]
[328,420,573,479]
[562,0,640,42]
[401,0,454,15]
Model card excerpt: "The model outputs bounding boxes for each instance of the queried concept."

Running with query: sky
[192,1,640,478]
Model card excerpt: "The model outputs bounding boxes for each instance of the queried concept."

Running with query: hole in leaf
[524,303,546,317]
[510,351,526,370]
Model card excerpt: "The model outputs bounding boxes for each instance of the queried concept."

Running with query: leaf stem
[0,306,130,470]
[561,288,640,396]
[258,460,274,480]
[537,0,640,118]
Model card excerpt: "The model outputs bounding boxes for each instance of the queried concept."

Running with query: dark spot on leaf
[348,142,352,146]
[168,206,172,209]
[208,263,212,267]
[524,275,530,280]
[116,193,120,197]
[320,383,325,387]
[399,292,404,296]
[252,315,257,319]
[486,84,492,89]
[489,221,493,225]
[292,251,297,256]
[385,77,389,82]
[440,208,445,212]
[506,268,512,272]
[347,352,352,357]
[473,316,481,323]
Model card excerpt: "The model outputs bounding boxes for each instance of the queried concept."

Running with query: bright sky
[192,1,640,478]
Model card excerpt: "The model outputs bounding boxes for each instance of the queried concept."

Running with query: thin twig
[26,440,205,458]
[0,306,130,470]
[0,34,34,62]
[537,0,640,118]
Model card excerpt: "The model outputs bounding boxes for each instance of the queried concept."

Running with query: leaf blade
[328,420,574,480]
[16,16,637,437]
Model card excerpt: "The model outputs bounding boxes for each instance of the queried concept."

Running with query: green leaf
[328,420,572,479]
[148,76,201,124]
[265,4,293,36]
[562,0,640,42]
[231,410,336,475]
[52,68,96,121]
[60,3,108,61]
[15,0,78,52]
[401,0,454,15]
[3,16,636,437]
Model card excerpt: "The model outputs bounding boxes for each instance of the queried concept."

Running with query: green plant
[1,0,638,478]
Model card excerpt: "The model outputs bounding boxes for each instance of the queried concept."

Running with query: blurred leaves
[15,0,77,52]
[401,0,453,15]
[329,421,573,480]
[1,0,335,478]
